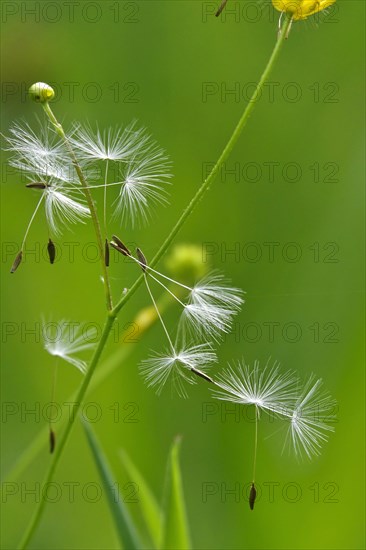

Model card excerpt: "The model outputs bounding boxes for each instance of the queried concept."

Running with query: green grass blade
[160,436,191,550]
[83,421,143,550]
[119,449,162,549]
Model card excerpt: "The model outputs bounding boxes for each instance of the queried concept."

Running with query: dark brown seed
[10,251,23,273]
[26,182,47,189]
[105,239,110,267]
[109,241,130,257]
[136,248,147,271]
[110,241,123,254]
[191,368,214,383]
[49,429,56,454]
[215,0,228,16]
[111,235,131,256]
[249,482,257,510]
[47,239,56,264]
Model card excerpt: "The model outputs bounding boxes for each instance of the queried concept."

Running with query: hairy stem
[42,102,113,311]
[18,16,292,548]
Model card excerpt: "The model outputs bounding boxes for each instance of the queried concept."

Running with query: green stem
[18,17,292,548]
[42,102,113,311]
[112,13,292,317]
[17,315,115,550]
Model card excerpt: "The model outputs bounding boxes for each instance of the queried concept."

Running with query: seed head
[212,360,297,416]
[140,344,217,398]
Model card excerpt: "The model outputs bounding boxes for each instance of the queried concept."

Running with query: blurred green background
[1,1,365,549]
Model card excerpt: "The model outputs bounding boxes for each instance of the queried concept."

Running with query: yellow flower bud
[28,82,55,103]
[272,0,336,20]
[165,244,209,286]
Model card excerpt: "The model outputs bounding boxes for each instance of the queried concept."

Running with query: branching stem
[18,16,292,548]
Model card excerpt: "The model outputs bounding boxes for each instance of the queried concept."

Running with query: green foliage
[119,449,162,549]
[160,437,191,550]
[83,421,143,550]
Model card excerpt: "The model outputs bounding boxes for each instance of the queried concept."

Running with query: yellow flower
[272,0,336,21]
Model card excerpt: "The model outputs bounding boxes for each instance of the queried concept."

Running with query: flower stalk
[18,15,293,548]
[112,13,293,318]
[41,101,113,311]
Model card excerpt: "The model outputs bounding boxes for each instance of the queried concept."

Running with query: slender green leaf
[160,436,191,550]
[119,449,162,549]
[83,421,143,550]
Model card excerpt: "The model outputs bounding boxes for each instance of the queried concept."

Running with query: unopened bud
[165,244,208,286]
[29,82,55,103]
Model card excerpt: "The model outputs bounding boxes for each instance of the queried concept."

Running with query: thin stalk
[128,253,192,292]
[48,360,58,431]
[6,292,174,484]
[21,194,45,249]
[103,159,109,236]
[252,406,259,483]
[112,14,292,318]
[18,315,115,550]
[18,18,292,548]
[144,274,175,351]
[42,102,113,311]
[147,273,187,308]
[128,252,187,306]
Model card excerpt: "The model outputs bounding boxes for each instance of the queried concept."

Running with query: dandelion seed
[10,251,23,273]
[10,181,87,270]
[189,272,244,311]
[43,321,96,374]
[43,181,90,236]
[47,238,56,264]
[212,360,297,417]
[26,182,48,189]
[136,248,148,271]
[126,258,243,341]
[110,235,131,256]
[4,121,90,264]
[5,120,64,163]
[4,120,74,184]
[12,155,76,184]
[71,121,149,163]
[140,344,217,398]
[126,255,243,341]
[211,361,335,504]
[181,302,234,341]
[112,141,172,226]
[249,482,257,511]
[136,263,219,396]
[285,375,336,459]
[179,272,244,341]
